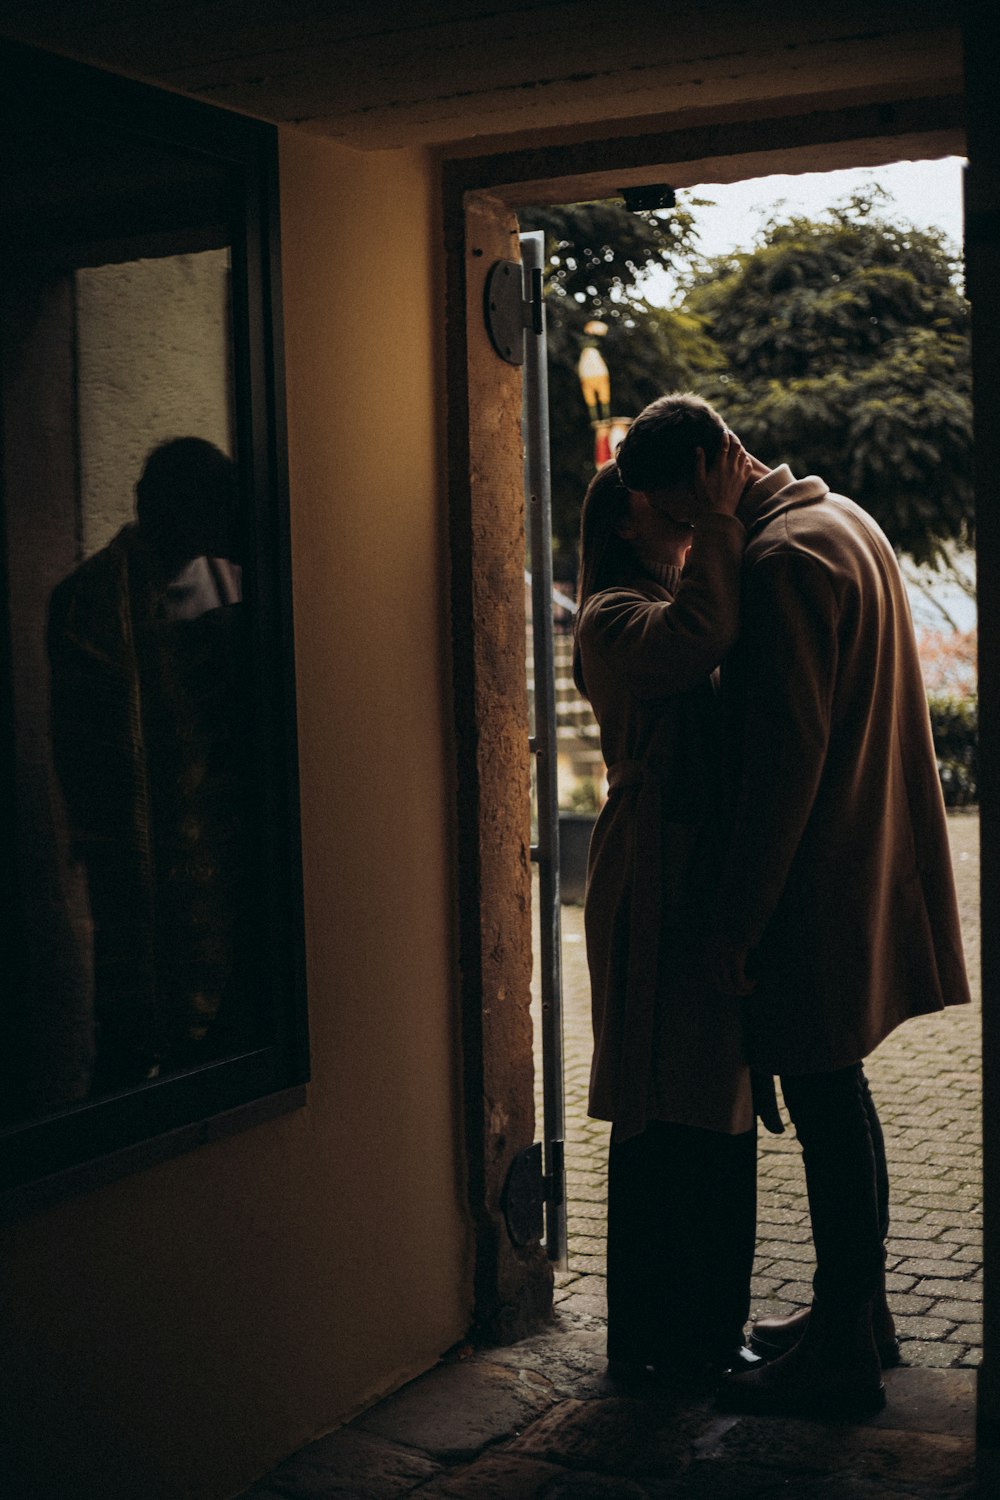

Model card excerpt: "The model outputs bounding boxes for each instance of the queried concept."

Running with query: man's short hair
[616,392,726,493]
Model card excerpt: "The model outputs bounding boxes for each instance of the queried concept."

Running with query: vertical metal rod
[520,230,567,1267]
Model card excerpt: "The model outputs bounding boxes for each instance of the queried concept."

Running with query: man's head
[615,392,727,523]
[136,436,238,566]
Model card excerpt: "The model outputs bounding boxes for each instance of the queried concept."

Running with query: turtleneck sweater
[637,558,682,593]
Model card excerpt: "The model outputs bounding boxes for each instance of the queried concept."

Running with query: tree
[683,191,971,566]
[516,200,721,572]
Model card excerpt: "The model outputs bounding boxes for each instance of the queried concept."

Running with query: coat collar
[738,464,829,534]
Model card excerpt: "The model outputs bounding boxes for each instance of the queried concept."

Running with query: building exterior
[0,5,996,1497]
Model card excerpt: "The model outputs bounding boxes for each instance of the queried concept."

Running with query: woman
[574,432,758,1380]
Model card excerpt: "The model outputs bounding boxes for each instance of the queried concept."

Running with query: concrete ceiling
[0,1,963,153]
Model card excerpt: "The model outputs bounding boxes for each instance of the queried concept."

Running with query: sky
[641,155,965,305]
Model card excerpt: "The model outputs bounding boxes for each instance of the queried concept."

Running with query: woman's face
[618,490,693,567]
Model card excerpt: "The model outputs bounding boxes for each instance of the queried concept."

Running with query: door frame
[441,81,997,1408]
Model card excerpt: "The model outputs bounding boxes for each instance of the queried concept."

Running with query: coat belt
[606,759,662,1140]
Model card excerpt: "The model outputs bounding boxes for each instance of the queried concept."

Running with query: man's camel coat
[578,513,754,1140]
[715,467,971,1077]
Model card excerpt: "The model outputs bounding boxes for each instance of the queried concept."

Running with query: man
[48,438,251,1094]
[615,393,971,1418]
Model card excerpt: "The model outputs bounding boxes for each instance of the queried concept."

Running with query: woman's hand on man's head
[694,429,753,517]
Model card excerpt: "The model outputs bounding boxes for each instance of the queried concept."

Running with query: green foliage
[928,694,978,807]
[521,190,971,571]
[685,192,972,565]
[517,200,722,573]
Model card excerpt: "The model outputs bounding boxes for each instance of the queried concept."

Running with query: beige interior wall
[0,132,469,1500]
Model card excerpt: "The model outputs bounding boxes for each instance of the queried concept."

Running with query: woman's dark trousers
[606,1120,757,1365]
[779,1063,889,1308]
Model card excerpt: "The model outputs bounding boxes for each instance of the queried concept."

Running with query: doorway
[519,158,980,1373]
[442,87,1000,1405]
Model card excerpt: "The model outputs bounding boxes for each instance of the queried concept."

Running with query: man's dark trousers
[779,1063,889,1307]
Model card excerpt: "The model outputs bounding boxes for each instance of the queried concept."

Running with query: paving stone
[887,1239,961,1261]
[748,1277,786,1299]
[757,1208,810,1226]
[895,1316,957,1340]
[507,1396,712,1476]
[915,1279,982,1301]
[931,1301,986,1324]
[886,1293,936,1315]
[235,1428,440,1498]
[761,1259,819,1283]
[355,1360,553,1461]
[873,1368,977,1436]
[413,1452,571,1497]
[899,1340,966,1368]
[563,1294,608,1319]
[474,1326,611,1400]
[763,1281,814,1306]
[904,1198,980,1213]
[700,1412,975,1491]
[565,1276,609,1299]
[947,1245,984,1264]
[672,1463,944,1498]
[424,1455,657,1498]
[896,1259,971,1280]
[892,1206,933,1223]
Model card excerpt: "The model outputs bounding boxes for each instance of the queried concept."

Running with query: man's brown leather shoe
[749,1301,901,1368]
[720,1298,887,1420]
[717,1349,887,1420]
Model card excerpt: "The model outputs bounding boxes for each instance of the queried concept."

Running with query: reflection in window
[0,119,268,1124]
[48,437,253,1095]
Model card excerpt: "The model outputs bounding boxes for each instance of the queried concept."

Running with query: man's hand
[703,935,757,997]
[694,429,752,517]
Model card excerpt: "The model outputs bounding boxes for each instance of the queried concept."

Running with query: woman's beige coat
[577,512,754,1141]
[714,467,971,1076]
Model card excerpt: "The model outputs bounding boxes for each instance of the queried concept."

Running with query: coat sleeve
[714,548,839,954]
[583,512,744,699]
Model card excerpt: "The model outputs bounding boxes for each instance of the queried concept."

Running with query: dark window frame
[0,42,308,1219]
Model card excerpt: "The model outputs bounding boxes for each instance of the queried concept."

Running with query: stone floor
[540,811,982,1371]
[240,1314,989,1497]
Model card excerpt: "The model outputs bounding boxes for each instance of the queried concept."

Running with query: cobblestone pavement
[534,811,982,1370]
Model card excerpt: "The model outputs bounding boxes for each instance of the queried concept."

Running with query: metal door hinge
[484,258,544,365]
[501,1140,565,1247]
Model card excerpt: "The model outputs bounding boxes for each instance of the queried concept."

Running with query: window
[0,43,307,1212]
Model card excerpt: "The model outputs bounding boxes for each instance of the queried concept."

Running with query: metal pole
[520,230,567,1267]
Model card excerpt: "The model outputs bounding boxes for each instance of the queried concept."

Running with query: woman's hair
[572,460,634,699]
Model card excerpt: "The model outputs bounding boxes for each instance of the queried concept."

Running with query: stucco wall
[1,134,469,1500]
